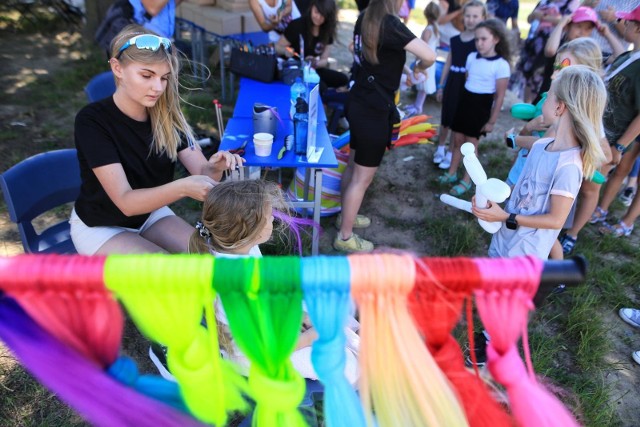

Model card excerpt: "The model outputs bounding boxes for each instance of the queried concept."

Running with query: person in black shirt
[333,0,436,253]
[71,24,243,255]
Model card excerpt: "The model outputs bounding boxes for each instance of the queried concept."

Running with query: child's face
[463,6,485,32]
[256,205,275,245]
[622,20,640,43]
[475,27,499,57]
[310,5,325,27]
[566,21,596,40]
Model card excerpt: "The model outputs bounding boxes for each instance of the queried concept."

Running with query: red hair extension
[0,255,122,367]
[474,256,580,427]
[409,257,513,427]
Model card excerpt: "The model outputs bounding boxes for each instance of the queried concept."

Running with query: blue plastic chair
[0,149,81,254]
[84,71,116,102]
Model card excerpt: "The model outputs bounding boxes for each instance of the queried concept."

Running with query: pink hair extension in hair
[474,256,580,427]
[348,253,469,427]
[0,254,121,367]
[409,257,513,427]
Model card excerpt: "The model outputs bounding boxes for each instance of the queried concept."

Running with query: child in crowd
[561,4,640,247]
[440,18,511,196]
[433,0,486,168]
[403,2,441,116]
[472,65,607,260]
[188,180,360,384]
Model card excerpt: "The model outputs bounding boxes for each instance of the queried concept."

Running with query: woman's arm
[405,38,436,69]
[179,147,244,182]
[481,78,508,134]
[598,24,625,63]
[472,194,575,230]
[275,34,293,57]
[544,14,570,57]
[249,0,277,32]
[92,163,217,217]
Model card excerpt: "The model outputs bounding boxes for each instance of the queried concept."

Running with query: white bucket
[253,133,274,157]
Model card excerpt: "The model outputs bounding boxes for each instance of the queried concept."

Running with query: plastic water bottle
[290,77,307,119]
[293,97,309,155]
[306,68,320,92]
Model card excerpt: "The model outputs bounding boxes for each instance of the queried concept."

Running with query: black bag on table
[229,49,277,83]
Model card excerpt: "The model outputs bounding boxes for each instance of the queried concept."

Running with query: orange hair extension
[349,253,469,427]
[0,254,121,367]
[409,257,514,427]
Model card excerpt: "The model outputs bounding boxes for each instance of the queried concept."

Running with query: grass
[1,3,639,427]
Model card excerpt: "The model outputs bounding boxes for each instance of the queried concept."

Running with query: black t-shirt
[74,96,187,228]
[350,13,416,109]
[283,17,333,58]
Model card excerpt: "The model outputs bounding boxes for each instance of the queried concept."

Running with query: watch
[506,133,517,150]
[506,213,518,230]
[612,143,626,153]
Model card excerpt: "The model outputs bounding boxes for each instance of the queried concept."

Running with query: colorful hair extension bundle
[301,256,366,427]
[104,254,249,426]
[214,256,307,427]
[349,253,469,427]
[474,256,580,427]
[409,257,513,427]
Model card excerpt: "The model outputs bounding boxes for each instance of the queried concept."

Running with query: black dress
[440,35,476,128]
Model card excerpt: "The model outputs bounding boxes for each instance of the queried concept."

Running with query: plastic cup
[253,132,274,157]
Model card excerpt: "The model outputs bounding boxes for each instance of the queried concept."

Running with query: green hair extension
[214,256,307,427]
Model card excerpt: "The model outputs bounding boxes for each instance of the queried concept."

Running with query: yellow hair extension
[349,253,469,427]
[103,254,249,425]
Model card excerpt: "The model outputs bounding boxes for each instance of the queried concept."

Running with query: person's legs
[338,162,378,241]
[413,90,427,114]
[95,232,168,254]
[619,187,640,229]
[141,215,195,253]
[449,135,477,196]
[444,132,465,181]
[601,146,640,211]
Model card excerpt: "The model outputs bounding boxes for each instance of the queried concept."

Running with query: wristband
[611,142,626,153]
[506,133,517,150]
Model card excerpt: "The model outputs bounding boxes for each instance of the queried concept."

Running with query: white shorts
[69,206,175,255]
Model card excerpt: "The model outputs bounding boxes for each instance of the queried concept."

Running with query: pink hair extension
[0,254,121,367]
[474,256,580,427]
[348,253,469,427]
[409,257,514,427]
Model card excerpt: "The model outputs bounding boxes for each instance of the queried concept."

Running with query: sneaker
[598,220,634,237]
[550,284,566,295]
[559,234,577,255]
[632,351,640,366]
[433,147,446,164]
[149,343,176,381]
[619,308,640,328]
[438,151,452,170]
[335,213,371,229]
[465,330,490,368]
[588,206,608,224]
[618,186,636,207]
[333,232,374,253]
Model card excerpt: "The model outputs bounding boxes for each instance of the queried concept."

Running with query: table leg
[311,168,323,256]
[302,168,312,217]
[219,38,226,102]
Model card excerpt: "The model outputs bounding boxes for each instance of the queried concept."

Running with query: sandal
[588,206,608,224]
[559,234,577,255]
[449,180,472,196]
[598,221,634,237]
[437,172,457,184]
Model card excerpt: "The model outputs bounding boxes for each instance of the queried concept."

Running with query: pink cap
[616,5,640,22]
[571,6,598,25]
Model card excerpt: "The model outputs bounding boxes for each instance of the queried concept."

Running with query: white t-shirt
[464,52,511,94]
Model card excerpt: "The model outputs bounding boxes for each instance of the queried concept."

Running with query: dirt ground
[0,8,638,426]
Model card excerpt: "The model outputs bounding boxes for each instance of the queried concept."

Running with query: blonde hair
[424,2,441,38]
[552,65,607,179]
[110,24,196,161]
[556,37,603,75]
[188,179,292,255]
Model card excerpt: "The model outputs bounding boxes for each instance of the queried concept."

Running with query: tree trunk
[83,0,114,38]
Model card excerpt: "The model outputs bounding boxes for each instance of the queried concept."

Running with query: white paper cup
[253,133,274,157]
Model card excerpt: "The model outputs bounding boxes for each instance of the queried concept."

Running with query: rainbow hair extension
[348,253,469,427]
[474,256,580,427]
[103,254,250,426]
[0,293,207,427]
[409,257,513,427]
[214,256,307,427]
[301,256,366,427]
[272,209,318,254]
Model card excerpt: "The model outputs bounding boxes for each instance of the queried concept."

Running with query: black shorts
[346,97,390,167]
[451,88,494,139]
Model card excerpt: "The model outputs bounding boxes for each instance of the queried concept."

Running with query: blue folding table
[220,78,338,255]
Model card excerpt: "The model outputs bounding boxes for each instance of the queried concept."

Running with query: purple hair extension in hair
[273,209,318,254]
[0,294,207,427]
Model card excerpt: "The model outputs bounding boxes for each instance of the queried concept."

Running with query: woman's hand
[208,151,245,173]
[436,88,443,102]
[180,175,218,201]
[481,122,495,134]
[471,197,509,223]
[523,115,550,134]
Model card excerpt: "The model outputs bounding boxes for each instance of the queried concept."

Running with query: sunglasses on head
[553,57,571,71]
[116,34,172,59]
